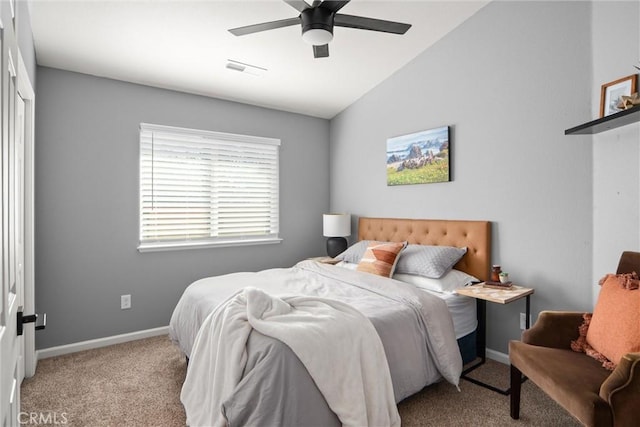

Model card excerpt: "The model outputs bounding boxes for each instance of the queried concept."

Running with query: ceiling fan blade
[313,44,329,58]
[334,14,411,34]
[229,17,300,36]
[319,1,350,13]
[283,0,311,13]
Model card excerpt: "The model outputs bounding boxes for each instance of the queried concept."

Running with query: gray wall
[329,1,596,354]
[35,67,330,349]
[32,1,640,354]
[591,1,640,302]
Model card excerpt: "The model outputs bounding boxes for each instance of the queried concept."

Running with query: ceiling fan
[228,0,412,58]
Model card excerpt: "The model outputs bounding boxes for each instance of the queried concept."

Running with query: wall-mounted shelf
[565,105,640,135]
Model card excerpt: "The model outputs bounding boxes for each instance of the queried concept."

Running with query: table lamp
[323,213,351,258]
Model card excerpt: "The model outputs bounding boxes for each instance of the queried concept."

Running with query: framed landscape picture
[386,126,450,186]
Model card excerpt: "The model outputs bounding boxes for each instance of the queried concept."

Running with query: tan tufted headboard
[358,217,491,281]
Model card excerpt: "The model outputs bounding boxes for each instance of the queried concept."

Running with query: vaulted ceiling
[29,1,489,119]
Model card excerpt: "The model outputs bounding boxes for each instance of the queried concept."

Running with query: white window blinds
[139,123,281,252]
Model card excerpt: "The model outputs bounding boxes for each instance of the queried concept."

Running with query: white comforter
[181,287,400,427]
[170,260,463,425]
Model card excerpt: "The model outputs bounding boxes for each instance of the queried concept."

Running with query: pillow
[337,241,467,279]
[334,240,376,263]
[584,273,640,369]
[393,269,479,293]
[335,261,358,271]
[395,245,467,279]
[356,241,407,278]
[570,313,614,370]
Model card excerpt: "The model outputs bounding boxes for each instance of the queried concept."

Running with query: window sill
[138,237,282,253]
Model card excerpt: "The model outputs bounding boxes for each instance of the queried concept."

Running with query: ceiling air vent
[225,59,267,77]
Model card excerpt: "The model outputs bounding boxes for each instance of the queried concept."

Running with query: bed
[170,217,491,426]
[355,217,491,364]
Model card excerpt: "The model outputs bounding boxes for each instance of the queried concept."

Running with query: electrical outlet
[520,312,531,330]
[121,294,131,310]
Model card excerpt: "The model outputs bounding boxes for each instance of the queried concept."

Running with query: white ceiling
[28,0,489,119]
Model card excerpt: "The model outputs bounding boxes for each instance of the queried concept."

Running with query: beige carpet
[21,335,580,426]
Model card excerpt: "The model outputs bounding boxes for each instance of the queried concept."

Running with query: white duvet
[181,287,400,427]
[170,260,463,424]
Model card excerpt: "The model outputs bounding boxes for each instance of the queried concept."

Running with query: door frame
[16,51,35,377]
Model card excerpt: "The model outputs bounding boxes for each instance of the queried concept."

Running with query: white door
[15,93,26,382]
[17,52,37,379]
[0,49,24,426]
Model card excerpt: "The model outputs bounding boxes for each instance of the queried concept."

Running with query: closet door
[0,33,23,427]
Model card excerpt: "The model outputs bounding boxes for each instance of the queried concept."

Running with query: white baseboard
[36,326,170,360]
[486,348,509,365]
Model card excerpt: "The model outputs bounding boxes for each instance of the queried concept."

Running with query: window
[138,123,281,252]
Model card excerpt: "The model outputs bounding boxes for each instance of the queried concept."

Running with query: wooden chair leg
[510,364,522,419]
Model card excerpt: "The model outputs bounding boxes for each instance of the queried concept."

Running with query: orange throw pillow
[356,241,407,278]
[571,313,615,370]
[586,274,640,368]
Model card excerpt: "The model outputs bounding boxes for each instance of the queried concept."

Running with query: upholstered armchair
[509,251,640,427]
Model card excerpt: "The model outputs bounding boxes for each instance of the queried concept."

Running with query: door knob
[17,307,46,336]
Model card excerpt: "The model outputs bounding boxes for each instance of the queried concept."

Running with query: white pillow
[393,269,479,293]
[335,261,358,270]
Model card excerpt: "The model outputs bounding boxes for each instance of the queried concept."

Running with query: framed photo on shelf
[600,74,637,117]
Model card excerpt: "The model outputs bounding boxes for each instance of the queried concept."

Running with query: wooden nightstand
[455,283,534,395]
[306,256,341,265]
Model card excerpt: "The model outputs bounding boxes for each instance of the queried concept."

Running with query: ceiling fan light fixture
[227,0,412,59]
[300,6,334,45]
[302,28,333,45]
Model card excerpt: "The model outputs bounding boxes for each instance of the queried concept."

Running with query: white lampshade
[302,29,333,45]
[323,213,351,237]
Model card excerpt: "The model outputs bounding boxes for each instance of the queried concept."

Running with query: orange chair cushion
[586,274,640,368]
[356,241,407,278]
